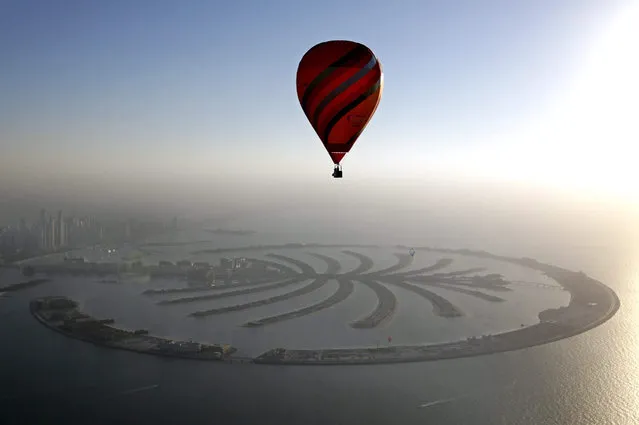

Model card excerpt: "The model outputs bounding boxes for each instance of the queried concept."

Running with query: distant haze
[2,173,637,259]
[1,0,637,250]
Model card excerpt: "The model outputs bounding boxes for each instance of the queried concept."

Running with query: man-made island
[26,245,620,366]
[254,251,620,365]
[0,278,50,293]
[205,228,256,236]
[31,296,236,361]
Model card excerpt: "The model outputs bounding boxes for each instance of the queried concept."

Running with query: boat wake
[418,379,517,409]
[418,397,458,409]
[118,384,160,396]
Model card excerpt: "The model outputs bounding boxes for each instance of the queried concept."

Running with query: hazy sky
[1,0,637,216]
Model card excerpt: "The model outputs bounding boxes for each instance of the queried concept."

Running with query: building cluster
[33,296,234,361]
[155,340,226,358]
[161,257,249,271]
[159,257,250,284]
[0,209,107,256]
[0,209,89,256]
[220,257,248,270]
[0,208,178,261]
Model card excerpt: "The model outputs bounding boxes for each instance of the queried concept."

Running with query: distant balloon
[296,40,384,178]
[409,248,416,257]
[387,335,392,343]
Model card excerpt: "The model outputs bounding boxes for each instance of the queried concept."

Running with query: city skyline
[0,207,180,262]
[1,208,93,258]
[1,0,637,207]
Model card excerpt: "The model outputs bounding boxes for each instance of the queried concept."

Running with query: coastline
[0,278,50,293]
[204,228,256,236]
[255,249,620,365]
[26,244,620,366]
[30,297,242,363]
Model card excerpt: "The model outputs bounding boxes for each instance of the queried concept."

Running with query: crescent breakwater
[0,278,50,293]
[30,297,238,362]
[204,228,256,236]
[255,247,620,365]
[25,244,620,366]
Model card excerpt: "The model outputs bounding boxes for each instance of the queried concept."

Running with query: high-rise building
[39,209,47,250]
[49,216,57,250]
[64,217,74,247]
[61,219,66,247]
[57,210,65,248]
[124,220,131,240]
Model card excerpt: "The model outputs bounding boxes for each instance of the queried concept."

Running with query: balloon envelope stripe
[302,62,360,116]
[315,68,381,140]
[344,124,369,150]
[299,45,369,116]
[303,53,373,126]
[322,77,382,144]
[311,55,378,131]
[344,81,383,148]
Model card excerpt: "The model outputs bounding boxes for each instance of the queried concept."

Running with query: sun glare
[458,3,639,203]
[544,1,639,198]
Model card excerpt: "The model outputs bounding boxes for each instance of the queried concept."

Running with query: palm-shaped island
[28,244,619,365]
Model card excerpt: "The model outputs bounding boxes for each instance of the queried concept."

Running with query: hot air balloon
[296,40,384,178]
[409,248,416,258]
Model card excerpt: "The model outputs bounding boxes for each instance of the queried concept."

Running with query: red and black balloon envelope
[296,40,383,166]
